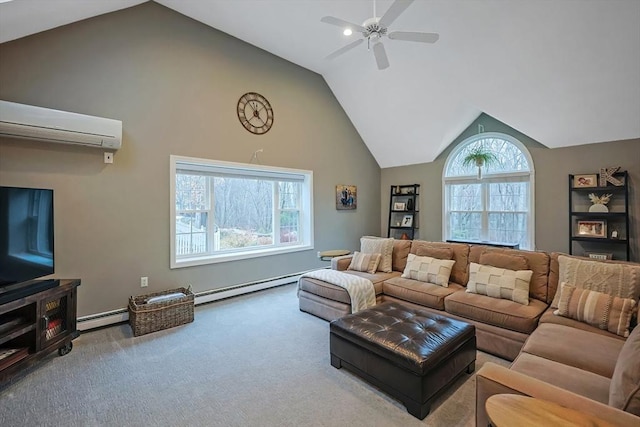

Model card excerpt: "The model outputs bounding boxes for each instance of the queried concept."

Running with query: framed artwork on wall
[336,185,357,210]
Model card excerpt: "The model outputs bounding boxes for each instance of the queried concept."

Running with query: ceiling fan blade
[372,42,390,70]
[320,16,366,33]
[388,31,440,43]
[379,0,414,28]
[325,39,364,60]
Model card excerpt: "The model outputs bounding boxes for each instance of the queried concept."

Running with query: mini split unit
[0,100,122,149]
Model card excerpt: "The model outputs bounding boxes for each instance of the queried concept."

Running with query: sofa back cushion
[410,240,470,286]
[549,253,640,308]
[391,239,412,272]
[415,245,454,260]
[469,246,550,303]
[609,324,640,415]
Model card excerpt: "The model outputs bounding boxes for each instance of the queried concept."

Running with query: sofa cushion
[360,236,394,273]
[411,240,470,286]
[521,323,624,378]
[551,254,640,308]
[539,308,626,340]
[469,246,550,303]
[415,245,454,260]
[479,252,528,271]
[347,251,381,274]
[298,273,392,305]
[554,285,637,337]
[382,277,463,310]
[444,291,547,334]
[391,239,412,272]
[510,352,611,404]
[401,253,455,287]
[466,262,532,305]
[610,324,640,415]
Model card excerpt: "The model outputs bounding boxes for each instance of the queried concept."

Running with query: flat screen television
[0,186,56,301]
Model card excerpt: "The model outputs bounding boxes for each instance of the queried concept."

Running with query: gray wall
[0,3,381,316]
[381,114,640,261]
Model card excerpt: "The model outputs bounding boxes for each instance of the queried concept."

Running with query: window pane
[449,212,482,240]
[279,182,299,210]
[488,182,528,211]
[488,212,528,246]
[176,212,208,255]
[214,177,274,250]
[280,211,299,243]
[450,184,482,211]
[176,174,208,211]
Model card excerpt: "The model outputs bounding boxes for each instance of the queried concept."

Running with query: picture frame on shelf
[401,215,413,227]
[393,202,406,211]
[573,174,598,188]
[577,220,606,238]
[586,252,613,260]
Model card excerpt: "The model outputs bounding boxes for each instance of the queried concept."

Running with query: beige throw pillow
[552,255,640,308]
[347,252,381,275]
[360,236,394,273]
[554,285,637,337]
[609,324,640,415]
[466,262,532,305]
[401,253,455,287]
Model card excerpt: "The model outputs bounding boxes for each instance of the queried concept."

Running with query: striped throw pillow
[347,251,382,274]
[554,285,637,337]
[466,262,532,305]
[401,253,456,287]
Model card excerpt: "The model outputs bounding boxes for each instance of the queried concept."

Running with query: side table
[319,249,350,261]
[486,394,615,427]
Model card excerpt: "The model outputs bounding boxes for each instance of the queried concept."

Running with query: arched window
[443,133,535,249]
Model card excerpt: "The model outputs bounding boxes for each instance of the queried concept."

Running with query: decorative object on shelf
[587,193,612,212]
[406,198,414,211]
[462,146,498,179]
[611,229,619,239]
[400,232,410,240]
[393,202,406,211]
[599,166,624,186]
[587,252,613,260]
[336,185,357,210]
[237,92,274,135]
[573,174,598,188]
[394,185,401,194]
[401,215,413,227]
[577,220,607,238]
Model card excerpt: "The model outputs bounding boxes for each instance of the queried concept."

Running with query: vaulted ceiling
[1,0,639,168]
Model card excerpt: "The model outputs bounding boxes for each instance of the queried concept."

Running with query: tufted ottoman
[330,301,476,419]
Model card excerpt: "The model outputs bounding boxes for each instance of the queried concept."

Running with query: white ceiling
[1,0,639,168]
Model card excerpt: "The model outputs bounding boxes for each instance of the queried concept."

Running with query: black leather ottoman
[330,301,476,419]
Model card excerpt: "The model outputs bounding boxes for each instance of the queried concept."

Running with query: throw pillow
[466,262,532,305]
[552,255,640,308]
[401,253,455,287]
[609,324,640,416]
[347,251,381,275]
[360,236,394,273]
[415,246,454,260]
[479,252,529,271]
[554,285,637,338]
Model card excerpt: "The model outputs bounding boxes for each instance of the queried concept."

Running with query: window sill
[171,244,313,269]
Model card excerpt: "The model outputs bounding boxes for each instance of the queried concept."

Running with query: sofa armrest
[476,363,639,427]
[331,255,353,271]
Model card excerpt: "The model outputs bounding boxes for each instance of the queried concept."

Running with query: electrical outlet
[140,276,148,287]
[104,152,114,164]
[317,251,321,258]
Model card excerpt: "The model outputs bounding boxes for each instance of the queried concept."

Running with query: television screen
[0,186,54,288]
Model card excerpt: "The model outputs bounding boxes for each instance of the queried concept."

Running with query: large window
[170,156,313,268]
[443,133,535,249]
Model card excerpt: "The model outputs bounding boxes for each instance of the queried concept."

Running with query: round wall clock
[237,92,274,135]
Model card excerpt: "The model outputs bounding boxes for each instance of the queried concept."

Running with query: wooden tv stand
[0,279,80,384]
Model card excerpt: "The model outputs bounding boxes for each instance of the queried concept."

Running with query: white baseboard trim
[77,270,315,331]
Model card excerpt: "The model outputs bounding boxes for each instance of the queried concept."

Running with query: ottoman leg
[405,399,430,420]
[466,361,475,374]
[331,354,342,369]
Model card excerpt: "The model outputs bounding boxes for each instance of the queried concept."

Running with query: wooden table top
[319,250,350,258]
[486,394,616,427]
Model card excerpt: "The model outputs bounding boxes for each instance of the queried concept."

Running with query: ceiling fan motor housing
[363,17,387,41]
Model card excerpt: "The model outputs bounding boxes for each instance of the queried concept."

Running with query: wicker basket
[128,286,194,336]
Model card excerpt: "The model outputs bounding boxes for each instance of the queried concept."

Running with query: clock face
[237,92,274,135]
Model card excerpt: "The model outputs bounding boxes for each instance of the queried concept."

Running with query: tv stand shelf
[0,279,80,383]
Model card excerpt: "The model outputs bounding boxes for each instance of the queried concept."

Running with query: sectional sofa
[297,238,640,424]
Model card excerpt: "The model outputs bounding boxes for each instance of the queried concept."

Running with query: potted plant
[462,147,498,179]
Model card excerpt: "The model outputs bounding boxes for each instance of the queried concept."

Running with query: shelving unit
[388,184,420,240]
[0,279,80,383]
[569,171,630,260]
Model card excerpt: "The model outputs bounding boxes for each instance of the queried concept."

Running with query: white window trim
[441,132,535,249]
[170,155,314,268]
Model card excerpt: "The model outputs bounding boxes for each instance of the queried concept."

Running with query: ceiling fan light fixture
[343,28,353,36]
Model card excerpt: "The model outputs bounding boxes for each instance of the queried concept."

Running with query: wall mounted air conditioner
[0,100,122,149]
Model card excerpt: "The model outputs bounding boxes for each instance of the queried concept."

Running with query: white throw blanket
[298,269,376,313]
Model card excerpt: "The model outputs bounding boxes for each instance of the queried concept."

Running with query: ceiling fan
[321,0,439,70]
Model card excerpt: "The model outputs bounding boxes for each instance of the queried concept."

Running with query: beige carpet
[0,284,509,426]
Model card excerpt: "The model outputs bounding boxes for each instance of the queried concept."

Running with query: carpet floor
[0,283,509,426]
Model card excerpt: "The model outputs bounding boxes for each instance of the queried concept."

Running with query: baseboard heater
[77,270,317,331]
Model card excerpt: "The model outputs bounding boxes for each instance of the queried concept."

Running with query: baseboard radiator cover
[76,270,318,331]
